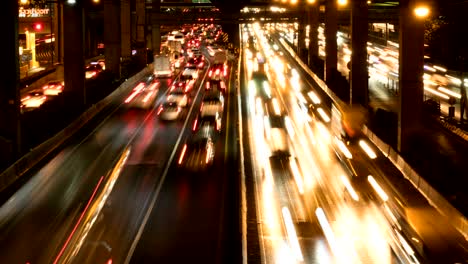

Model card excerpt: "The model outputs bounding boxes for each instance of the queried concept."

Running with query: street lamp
[414,5,430,18]
[338,0,348,6]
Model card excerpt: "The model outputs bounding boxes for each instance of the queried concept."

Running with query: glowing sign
[19,8,50,17]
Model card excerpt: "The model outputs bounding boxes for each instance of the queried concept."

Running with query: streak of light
[423,65,436,72]
[424,87,450,100]
[272,98,281,115]
[446,75,461,85]
[317,107,331,123]
[368,175,388,202]
[308,90,321,104]
[359,140,377,159]
[341,176,359,201]
[178,144,187,164]
[433,65,447,72]
[124,82,145,103]
[282,207,304,262]
[296,92,307,105]
[336,138,352,159]
[285,116,295,138]
[438,86,461,99]
[316,208,339,256]
[142,90,155,103]
[53,176,105,264]
[289,158,304,194]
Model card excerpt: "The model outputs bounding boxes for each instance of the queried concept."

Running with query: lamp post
[398,0,432,152]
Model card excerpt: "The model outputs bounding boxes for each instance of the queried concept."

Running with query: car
[97,59,105,70]
[85,63,103,79]
[263,115,293,157]
[158,101,182,121]
[249,74,271,101]
[182,66,199,80]
[209,63,227,79]
[193,112,222,132]
[167,88,189,107]
[205,79,226,93]
[42,80,64,96]
[178,127,216,171]
[202,90,224,112]
[186,57,205,69]
[21,91,47,109]
[126,81,159,109]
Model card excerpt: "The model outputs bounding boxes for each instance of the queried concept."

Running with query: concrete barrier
[279,37,468,239]
[0,65,151,193]
[363,126,468,239]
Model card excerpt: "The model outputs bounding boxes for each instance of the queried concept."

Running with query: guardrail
[0,65,150,193]
[278,37,468,239]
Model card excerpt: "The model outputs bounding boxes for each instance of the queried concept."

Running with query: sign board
[19,7,50,18]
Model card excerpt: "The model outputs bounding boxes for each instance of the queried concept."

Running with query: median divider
[364,126,468,239]
[0,66,151,194]
[278,37,468,239]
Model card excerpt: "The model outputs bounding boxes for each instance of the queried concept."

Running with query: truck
[153,54,172,78]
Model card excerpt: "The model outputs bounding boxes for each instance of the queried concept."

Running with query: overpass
[151,7,399,24]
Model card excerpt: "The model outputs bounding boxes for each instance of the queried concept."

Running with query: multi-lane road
[245,23,468,263]
[0,47,240,263]
[1,23,468,264]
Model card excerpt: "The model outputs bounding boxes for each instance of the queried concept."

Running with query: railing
[0,65,151,193]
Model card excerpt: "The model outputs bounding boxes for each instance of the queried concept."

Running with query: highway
[1,23,468,264]
[0,45,241,263]
[246,23,468,263]
[244,24,404,264]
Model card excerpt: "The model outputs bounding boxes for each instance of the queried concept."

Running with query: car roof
[203,91,222,100]
[268,115,286,128]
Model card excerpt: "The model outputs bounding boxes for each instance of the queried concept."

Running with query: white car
[167,88,188,107]
[42,80,64,96]
[158,102,182,121]
[21,91,47,109]
[182,66,199,80]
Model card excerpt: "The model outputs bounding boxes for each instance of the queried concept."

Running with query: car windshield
[29,91,43,97]
[47,81,62,86]
[163,102,178,108]
[268,116,285,128]
[86,65,102,71]
[170,90,185,96]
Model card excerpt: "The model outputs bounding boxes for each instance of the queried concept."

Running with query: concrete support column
[26,32,39,68]
[398,0,425,153]
[151,0,161,56]
[152,25,161,56]
[325,0,338,83]
[121,0,131,58]
[0,0,21,160]
[54,3,63,63]
[350,0,369,106]
[63,1,85,108]
[308,2,319,66]
[135,0,146,65]
[104,0,121,78]
[297,10,307,61]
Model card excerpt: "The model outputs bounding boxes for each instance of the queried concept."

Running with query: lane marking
[123,59,211,264]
